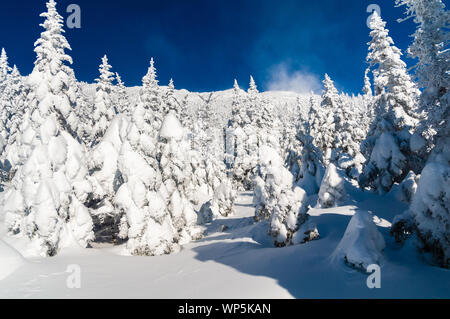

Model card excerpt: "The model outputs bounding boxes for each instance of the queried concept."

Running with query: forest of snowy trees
[0,0,448,270]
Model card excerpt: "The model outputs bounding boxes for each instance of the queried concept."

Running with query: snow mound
[0,239,25,280]
[159,111,183,140]
[331,210,385,270]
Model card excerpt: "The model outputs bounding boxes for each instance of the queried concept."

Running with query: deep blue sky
[0,0,436,94]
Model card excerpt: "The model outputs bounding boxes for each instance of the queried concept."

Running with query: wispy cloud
[266,63,322,94]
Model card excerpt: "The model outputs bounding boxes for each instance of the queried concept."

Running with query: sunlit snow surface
[0,190,449,298]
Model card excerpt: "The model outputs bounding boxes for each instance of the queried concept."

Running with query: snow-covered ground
[1,189,449,299]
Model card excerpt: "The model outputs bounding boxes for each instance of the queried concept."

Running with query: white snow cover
[331,210,386,270]
[159,111,184,140]
[0,239,25,280]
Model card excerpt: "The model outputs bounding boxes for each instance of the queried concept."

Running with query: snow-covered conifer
[295,98,325,195]
[156,111,203,242]
[362,67,373,97]
[114,72,129,115]
[253,145,314,247]
[90,55,116,146]
[1,0,94,257]
[28,0,80,138]
[393,0,450,268]
[311,74,339,165]
[396,0,449,159]
[162,78,179,115]
[136,58,163,138]
[229,79,258,190]
[359,12,421,193]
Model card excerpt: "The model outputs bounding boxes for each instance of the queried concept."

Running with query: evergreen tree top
[0,48,11,79]
[248,75,258,95]
[168,78,175,90]
[96,55,114,86]
[115,72,125,87]
[233,79,239,90]
[34,0,73,73]
[142,57,159,89]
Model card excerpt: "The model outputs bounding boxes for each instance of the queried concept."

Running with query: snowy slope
[1,189,449,298]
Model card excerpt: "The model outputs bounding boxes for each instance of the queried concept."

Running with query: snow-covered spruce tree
[179,93,212,206]
[229,79,258,190]
[334,92,367,179]
[361,69,376,137]
[28,0,81,139]
[295,100,325,195]
[113,115,180,255]
[232,76,262,190]
[0,48,12,95]
[162,78,179,115]
[0,48,13,155]
[90,55,116,146]
[95,78,180,254]
[247,75,281,153]
[396,0,449,161]
[201,91,232,203]
[281,97,304,176]
[136,57,163,139]
[392,0,450,268]
[196,91,237,222]
[156,111,203,243]
[0,65,29,179]
[1,0,94,257]
[311,74,339,165]
[73,82,95,145]
[253,145,317,247]
[358,11,421,194]
[226,79,245,172]
[362,67,373,97]
[179,93,194,135]
[87,115,129,243]
[114,72,129,115]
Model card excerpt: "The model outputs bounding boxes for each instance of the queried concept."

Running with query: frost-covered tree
[229,79,258,190]
[334,93,367,179]
[295,109,325,195]
[137,58,163,138]
[362,67,373,97]
[392,0,450,268]
[0,0,94,257]
[91,55,116,146]
[0,65,28,163]
[156,111,203,242]
[254,145,316,247]
[396,0,449,159]
[28,0,80,139]
[162,78,179,115]
[359,12,421,193]
[0,64,29,186]
[307,74,338,166]
[114,72,129,115]
[0,48,12,93]
[115,145,177,255]
[73,83,95,145]
[87,115,128,243]
[179,93,194,133]
[281,97,304,176]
